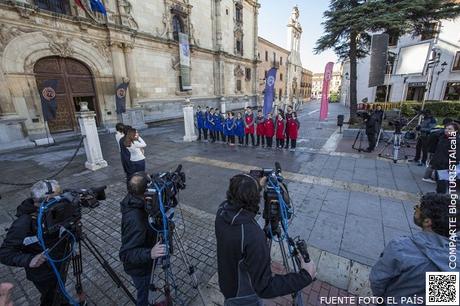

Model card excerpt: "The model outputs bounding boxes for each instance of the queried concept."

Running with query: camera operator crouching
[0,180,70,306]
[215,174,316,305]
[119,172,166,306]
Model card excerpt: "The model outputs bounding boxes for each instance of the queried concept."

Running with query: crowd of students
[195,105,300,151]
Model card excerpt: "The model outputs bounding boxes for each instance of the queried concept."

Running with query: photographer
[369,193,459,305]
[364,111,378,152]
[119,172,166,306]
[0,180,69,306]
[215,174,316,304]
[412,110,437,166]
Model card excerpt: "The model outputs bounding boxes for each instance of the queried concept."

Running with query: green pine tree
[315,0,460,123]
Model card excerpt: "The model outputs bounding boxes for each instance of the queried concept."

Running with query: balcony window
[245,68,251,81]
[453,51,460,71]
[235,4,243,23]
[172,15,185,41]
[280,73,283,81]
[265,51,268,61]
[280,57,283,65]
[444,82,460,100]
[36,0,71,15]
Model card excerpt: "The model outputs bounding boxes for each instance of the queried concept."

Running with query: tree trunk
[349,30,358,124]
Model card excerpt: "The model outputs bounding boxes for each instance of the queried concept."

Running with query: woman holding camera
[124,128,147,177]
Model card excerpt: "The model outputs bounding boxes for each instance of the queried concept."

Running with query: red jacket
[245,114,255,134]
[256,116,265,136]
[264,119,275,137]
[287,119,299,140]
[276,118,285,140]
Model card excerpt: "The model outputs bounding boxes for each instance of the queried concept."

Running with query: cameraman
[0,180,69,306]
[364,111,378,152]
[215,174,316,304]
[119,172,166,306]
[412,110,437,166]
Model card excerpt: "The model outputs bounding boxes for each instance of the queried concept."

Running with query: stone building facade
[257,36,289,106]
[312,71,342,99]
[0,0,259,149]
[300,68,312,101]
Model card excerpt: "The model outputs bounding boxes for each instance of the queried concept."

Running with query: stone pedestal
[0,116,34,152]
[122,108,147,130]
[183,99,197,142]
[220,97,226,114]
[76,106,108,171]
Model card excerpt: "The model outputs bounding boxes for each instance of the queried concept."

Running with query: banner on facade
[263,67,277,118]
[116,81,129,114]
[179,33,192,91]
[368,33,389,88]
[319,62,334,121]
[40,79,58,122]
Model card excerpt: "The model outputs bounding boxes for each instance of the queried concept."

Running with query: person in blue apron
[215,174,316,305]
[196,106,205,141]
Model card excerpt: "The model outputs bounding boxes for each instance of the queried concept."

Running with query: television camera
[249,162,312,306]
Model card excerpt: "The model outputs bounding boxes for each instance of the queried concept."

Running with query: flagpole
[44,120,51,146]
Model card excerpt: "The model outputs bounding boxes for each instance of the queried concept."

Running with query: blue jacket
[196,111,204,129]
[204,111,210,129]
[224,118,235,136]
[207,113,216,131]
[370,231,460,306]
[235,118,245,137]
[215,114,223,132]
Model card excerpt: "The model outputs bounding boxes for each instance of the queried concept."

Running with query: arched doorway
[34,57,100,133]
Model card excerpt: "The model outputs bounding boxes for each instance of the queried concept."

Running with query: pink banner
[319,62,334,121]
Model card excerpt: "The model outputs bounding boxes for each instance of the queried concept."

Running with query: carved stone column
[183,98,197,142]
[76,102,108,171]
[123,43,138,108]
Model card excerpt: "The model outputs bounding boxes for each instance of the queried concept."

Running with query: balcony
[35,0,71,15]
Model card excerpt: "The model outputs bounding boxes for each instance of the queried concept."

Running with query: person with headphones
[119,172,166,306]
[215,174,316,305]
[0,180,70,306]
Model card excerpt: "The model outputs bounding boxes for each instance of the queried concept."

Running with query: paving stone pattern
[0,182,217,305]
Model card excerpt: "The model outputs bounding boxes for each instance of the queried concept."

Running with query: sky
[258,0,339,73]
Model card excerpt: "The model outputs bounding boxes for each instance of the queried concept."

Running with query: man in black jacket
[0,180,69,306]
[412,110,437,166]
[119,173,166,306]
[429,122,460,193]
[215,174,316,305]
[365,111,378,152]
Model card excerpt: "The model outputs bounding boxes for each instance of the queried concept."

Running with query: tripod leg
[352,130,360,149]
[277,238,291,273]
[173,232,206,306]
[81,237,136,304]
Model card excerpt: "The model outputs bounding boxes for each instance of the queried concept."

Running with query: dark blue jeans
[131,275,151,306]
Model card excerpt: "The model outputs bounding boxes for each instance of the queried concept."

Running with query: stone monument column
[220,96,226,114]
[183,98,197,142]
[76,102,108,171]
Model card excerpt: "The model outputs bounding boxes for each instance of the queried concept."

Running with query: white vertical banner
[179,32,192,91]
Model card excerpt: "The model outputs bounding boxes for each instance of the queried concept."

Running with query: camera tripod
[265,220,308,306]
[352,124,366,152]
[54,222,136,306]
[377,131,410,163]
[147,219,205,306]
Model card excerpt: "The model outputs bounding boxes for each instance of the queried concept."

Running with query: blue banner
[115,81,129,114]
[40,79,58,122]
[263,67,277,118]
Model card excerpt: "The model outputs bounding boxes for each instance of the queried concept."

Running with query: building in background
[340,16,460,105]
[0,0,259,150]
[300,68,312,101]
[312,71,342,99]
[257,37,289,106]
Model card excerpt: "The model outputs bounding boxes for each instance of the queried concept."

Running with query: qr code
[426,272,459,305]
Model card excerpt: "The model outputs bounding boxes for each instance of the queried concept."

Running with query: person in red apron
[264,113,275,148]
[275,113,285,149]
[255,110,265,147]
[244,107,255,146]
[287,112,300,152]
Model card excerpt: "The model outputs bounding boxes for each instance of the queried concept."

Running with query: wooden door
[34,57,99,133]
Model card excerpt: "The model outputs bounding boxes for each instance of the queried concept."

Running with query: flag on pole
[263,67,277,118]
[40,80,58,122]
[319,62,334,121]
[74,0,85,10]
[90,0,107,15]
[116,81,129,114]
